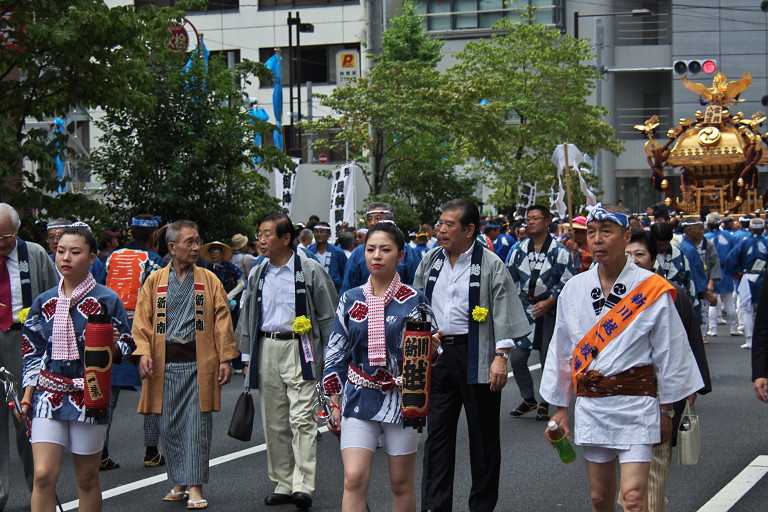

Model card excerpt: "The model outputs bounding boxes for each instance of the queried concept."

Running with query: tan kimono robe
[133,265,240,414]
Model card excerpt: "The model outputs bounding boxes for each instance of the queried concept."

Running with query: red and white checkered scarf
[362,272,402,367]
[51,273,97,360]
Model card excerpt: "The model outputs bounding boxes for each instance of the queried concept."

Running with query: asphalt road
[5,322,768,511]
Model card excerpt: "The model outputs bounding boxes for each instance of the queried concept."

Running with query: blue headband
[485,223,501,229]
[586,203,629,228]
[131,217,158,228]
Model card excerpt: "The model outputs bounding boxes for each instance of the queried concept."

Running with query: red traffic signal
[702,60,717,74]
[673,59,717,75]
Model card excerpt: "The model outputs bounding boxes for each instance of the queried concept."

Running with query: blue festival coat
[322,284,430,423]
[308,243,347,291]
[725,233,768,303]
[22,282,135,424]
[705,230,734,293]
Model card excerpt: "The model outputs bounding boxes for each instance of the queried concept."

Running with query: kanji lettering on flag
[328,162,359,243]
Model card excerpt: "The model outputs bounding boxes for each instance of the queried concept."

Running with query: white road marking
[61,363,545,509]
[61,431,323,510]
[697,455,768,512]
[509,363,541,378]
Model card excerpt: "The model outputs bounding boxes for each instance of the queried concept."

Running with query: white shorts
[582,444,654,464]
[340,416,420,456]
[31,418,107,456]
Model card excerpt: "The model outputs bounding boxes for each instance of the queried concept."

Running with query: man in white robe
[540,203,703,512]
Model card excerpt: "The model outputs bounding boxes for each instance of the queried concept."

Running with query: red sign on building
[168,23,189,52]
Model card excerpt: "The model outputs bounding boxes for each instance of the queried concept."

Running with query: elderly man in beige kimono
[133,220,239,510]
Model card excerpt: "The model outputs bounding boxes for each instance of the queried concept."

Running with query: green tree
[449,8,624,210]
[381,1,443,66]
[302,1,487,221]
[0,0,195,228]
[88,50,293,242]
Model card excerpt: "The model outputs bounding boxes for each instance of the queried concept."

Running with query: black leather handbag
[228,389,255,441]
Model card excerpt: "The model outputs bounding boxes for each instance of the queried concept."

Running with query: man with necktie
[0,203,58,510]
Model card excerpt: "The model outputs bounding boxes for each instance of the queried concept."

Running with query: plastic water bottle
[547,420,576,463]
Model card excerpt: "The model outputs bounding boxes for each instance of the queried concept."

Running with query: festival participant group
[6,196,768,512]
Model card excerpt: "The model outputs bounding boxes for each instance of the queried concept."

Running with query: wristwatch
[495,352,510,360]
[660,408,675,418]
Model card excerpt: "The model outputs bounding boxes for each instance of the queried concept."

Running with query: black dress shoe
[264,493,293,506]
[292,491,313,510]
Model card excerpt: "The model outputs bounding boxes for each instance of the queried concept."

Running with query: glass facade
[258,0,358,9]
[415,0,564,32]
[135,0,240,10]
[616,176,664,214]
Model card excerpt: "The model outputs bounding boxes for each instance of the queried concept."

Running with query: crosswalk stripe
[697,455,768,512]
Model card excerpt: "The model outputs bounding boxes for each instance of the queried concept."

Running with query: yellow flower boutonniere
[293,315,312,335]
[17,307,30,324]
[472,306,488,323]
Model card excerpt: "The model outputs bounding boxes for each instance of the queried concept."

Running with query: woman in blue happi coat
[18,224,134,512]
[323,222,440,512]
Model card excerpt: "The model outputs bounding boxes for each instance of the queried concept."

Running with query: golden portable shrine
[636,71,768,214]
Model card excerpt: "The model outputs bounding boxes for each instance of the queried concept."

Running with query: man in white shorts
[540,204,704,512]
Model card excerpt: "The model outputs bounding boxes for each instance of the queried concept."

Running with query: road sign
[168,23,189,52]
[318,153,329,164]
[336,50,360,87]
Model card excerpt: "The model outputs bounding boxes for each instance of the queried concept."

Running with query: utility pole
[287,12,313,160]
[366,0,384,191]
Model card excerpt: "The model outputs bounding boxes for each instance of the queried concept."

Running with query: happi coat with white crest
[133,265,239,414]
[540,256,704,447]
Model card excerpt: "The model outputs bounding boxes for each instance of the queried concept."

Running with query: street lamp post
[287,12,314,159]
[573,8,652,203]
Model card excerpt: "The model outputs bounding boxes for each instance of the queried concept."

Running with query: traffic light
[673,59,717,75]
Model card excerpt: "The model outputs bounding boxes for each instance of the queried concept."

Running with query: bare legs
[31,443,103,512]
[586,459,650,512]
[341,447,417,512]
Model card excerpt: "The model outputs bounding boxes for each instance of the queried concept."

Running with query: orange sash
[571,273,676,390]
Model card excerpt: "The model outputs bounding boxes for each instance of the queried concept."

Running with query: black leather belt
[442,334,468,345]
[262,331,298,341]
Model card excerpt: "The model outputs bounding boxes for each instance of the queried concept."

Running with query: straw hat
[231,234,248,251]
[200,241,233,263]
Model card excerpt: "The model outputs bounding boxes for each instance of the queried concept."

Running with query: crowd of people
[2,197,768,511]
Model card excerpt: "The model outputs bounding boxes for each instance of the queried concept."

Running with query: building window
[415,0,564,33]
[209,49,241,68]
[258,44,359,86]
[134,0,239,12]
[258,0,359,10]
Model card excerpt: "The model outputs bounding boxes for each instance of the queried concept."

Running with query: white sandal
[163,489,189,501]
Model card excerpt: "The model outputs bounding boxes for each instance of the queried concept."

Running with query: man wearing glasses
[0,203,58,510]
[506,205,574,421]
[239,213,337,510]
[416,199,530,512]
[133,220,240,509]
